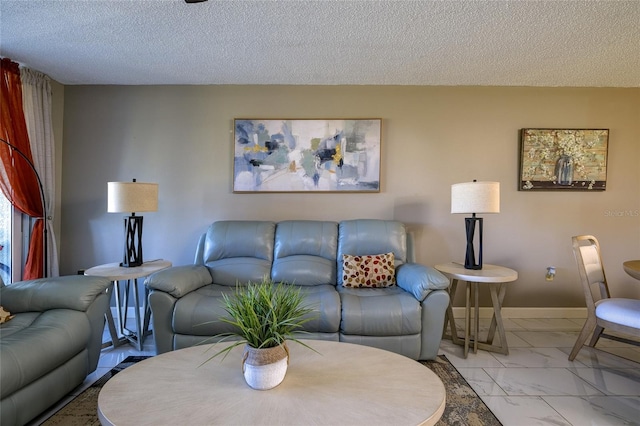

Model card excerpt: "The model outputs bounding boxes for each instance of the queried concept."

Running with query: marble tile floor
[439,317,640,426]
[30,317,640,425]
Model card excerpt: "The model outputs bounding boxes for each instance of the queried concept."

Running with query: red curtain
[0,58,44,280]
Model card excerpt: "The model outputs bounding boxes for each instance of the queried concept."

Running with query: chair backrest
[572,235,611,314]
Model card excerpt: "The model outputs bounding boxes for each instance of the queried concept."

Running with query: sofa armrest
[396,263,450,301]
[0,275,112,313]
[145,265,212,298]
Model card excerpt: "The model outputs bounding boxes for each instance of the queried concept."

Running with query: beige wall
[59,85,640,308]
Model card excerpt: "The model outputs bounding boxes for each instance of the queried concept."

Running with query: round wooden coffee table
[98,340,445,425]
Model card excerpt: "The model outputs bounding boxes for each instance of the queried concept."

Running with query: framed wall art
[233,119,382,193]
[519,128,609,191]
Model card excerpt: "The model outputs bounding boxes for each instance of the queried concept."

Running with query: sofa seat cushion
[297,285,340,333]
[172,284,342,336]
[0,310,90,398]
[339,287,421,336]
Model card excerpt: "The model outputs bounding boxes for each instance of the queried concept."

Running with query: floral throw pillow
[342,252,396,288]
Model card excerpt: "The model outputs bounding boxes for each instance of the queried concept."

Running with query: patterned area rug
[43,355,501,425]
[422,356,502,426]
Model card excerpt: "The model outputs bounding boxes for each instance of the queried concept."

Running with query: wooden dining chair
[569,235,640,361]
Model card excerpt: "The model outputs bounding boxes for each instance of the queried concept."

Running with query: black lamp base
[121,215,143,268]
[464,216,483,270]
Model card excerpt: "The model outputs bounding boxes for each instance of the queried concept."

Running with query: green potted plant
[206,276,317,390]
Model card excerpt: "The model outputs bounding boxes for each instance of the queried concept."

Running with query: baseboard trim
[451,307,586,319]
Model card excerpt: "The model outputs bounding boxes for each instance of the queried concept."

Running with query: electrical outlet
[546,266,556,281]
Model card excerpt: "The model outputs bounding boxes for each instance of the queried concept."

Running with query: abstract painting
[519,129,609,191]
[233,119,381,192]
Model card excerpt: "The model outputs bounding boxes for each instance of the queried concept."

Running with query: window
[0,195,24,284]
[0,194,11,283]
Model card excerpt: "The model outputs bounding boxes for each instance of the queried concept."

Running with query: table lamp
[107,179,158,267]
[451,180,500,270]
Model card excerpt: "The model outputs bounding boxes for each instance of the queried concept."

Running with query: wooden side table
[85,260,171,350]
[435,262,518,358]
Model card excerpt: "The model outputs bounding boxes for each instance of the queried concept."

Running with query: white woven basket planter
[242,343,290,390]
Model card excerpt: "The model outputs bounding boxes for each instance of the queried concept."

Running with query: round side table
[435,262,518,358]
[623,260,640,281]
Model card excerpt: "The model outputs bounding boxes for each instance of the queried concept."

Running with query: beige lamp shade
[451,181,500,214]
[107,181,158,213]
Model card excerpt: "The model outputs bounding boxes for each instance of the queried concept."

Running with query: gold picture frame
[233,119,382,193]
[519,129,609,191]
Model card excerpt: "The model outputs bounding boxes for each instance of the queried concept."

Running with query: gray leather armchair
[0,275,112,426]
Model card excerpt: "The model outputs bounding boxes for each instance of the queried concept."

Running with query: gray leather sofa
[0,275,112,426]
[147,219,450,360]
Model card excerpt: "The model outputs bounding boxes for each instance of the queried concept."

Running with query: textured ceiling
[1,0,639,86]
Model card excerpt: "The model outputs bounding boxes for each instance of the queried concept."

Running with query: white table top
[84,259,171,281]
[623,260,640,281]
[435,262,518,283]
[98,340,446,426]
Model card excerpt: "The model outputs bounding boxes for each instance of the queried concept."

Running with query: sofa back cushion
[272,221,338,286]
[202,221,275,286]
[337,220,407,287]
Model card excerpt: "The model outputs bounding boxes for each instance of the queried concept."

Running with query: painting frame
[233,118,382,193]
[518,128,609,191]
